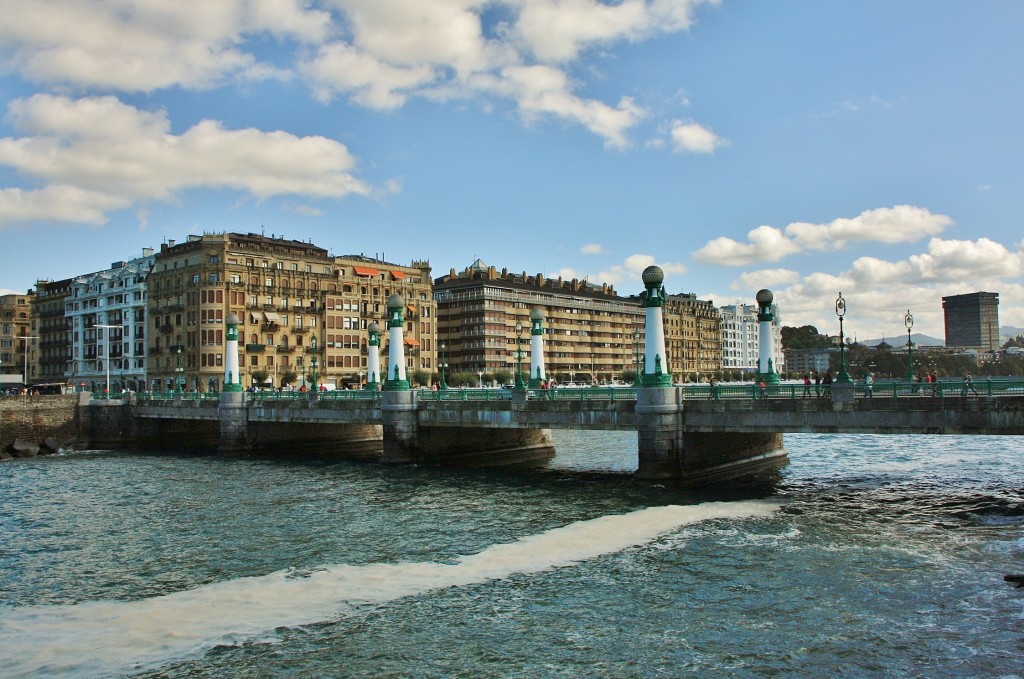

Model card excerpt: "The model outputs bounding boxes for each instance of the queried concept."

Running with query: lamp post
[514,321,525,389]
[15,335,37,389]
[439,341,449,390]
[633,328,642,385]
[310,336,318,391]
[904,309,914,381]
[477,370,483,388]
[297,356,304,389]
[835,293,852,383]
[175,347,183,393]
[94,325,118,395]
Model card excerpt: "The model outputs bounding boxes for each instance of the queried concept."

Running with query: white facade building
[66,251,155,392]
[719,303,784,375]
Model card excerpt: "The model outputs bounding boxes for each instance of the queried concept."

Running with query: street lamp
[175,347,183,393]
[15,335,37,389]
[477,370,483,388]
[310,336,318,391]
[834,293,852,383]
[439,341,449,390]
[904,309,914,381]
[94,325,118,395]
[633,328,642,386]
[514,321,525,389]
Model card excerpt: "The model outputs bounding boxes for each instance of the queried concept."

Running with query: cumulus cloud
[731,268,800,291]
[598,253,687,285]
[739,235,1024,339]
[693,225,802,266]
[0,94,371,228]
[693,205,953,266]
[0,0,718,147]
[669,120,726,154]
[581,243,605,254]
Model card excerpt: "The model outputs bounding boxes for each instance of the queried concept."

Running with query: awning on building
[404,338,420,346]
[263,311,282,324]
[391,270,407,280]
[353,266,380,277]
[249,312,261,324]
[407,305,417,314]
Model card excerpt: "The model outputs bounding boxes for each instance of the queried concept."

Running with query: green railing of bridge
[133,391,221,402]
[417,386,638,402]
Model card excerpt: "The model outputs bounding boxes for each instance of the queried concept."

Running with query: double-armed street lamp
[835,293,853,384]
[633,328,642,386]
[310,336,318,391]
[15,335,37,389]
[439,341,449,390]
[904,309,914,381]
[175,347,183,393]
[94,325,118,394]
[514,321,525,389]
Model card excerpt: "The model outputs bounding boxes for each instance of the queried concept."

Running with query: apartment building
[663,293,722,382]
[66,253,155,392]
[434,260,646,384]
[30,278,73,385]
[145,233,434,391]
[719,303,784,375]
[0,293,32,385]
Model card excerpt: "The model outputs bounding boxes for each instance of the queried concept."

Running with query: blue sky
[1,0,1022,341]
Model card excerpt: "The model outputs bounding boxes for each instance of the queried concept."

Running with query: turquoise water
[2,432,1023,677]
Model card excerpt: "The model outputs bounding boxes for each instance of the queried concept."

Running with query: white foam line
[0,500,778,677]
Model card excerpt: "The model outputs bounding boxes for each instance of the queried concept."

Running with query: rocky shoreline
[1,436,71,460]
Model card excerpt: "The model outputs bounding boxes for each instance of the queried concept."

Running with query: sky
[1,0,1023,342]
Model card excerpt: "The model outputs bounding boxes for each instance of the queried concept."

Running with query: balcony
[276,345,296,353]
[148,346,163,354]
[158,323,174,334]
[292,325,310,333]
[245,343,266,352]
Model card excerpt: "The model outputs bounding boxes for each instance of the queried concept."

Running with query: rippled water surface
[2,432,1024,677]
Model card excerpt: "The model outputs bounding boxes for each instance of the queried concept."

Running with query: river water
[2,431,1023,677]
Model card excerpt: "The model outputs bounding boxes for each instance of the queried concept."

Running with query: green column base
[642,373,673,388]
[385,379,411,391]
[222,383,243,393]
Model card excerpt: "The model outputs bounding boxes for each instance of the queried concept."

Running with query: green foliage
[250,369,270,385]
[411,369,432,387]
[449,371,479,387]
[492,370,513,385]
[781,325,832,350]
[279,369,297,387]
[1004,335,1024,349]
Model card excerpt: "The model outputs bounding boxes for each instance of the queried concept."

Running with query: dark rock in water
[0,450,12,461]
[11,439,40,457]
[41,437,61,454]
[1004,574,1024,588]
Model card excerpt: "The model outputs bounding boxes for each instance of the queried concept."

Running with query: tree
[411,369,431,387]
[280,368,297,387]
[781,325,832,350]
[251,369,270,387]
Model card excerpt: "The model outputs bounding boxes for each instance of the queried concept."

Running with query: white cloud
[739,236,1024,340]
[0,0,720,147]
[785,205,952,251]
[581,243,605,254]
[0,94,371,228]
[693,205,953,266]
[598,253,687,285]
[693,225,801,266]
[669,120,726,154]
[731,269,800,291]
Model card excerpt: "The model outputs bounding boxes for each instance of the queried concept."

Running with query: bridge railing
[417,386,639,401]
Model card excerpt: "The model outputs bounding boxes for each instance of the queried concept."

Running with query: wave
[0,500,778,677]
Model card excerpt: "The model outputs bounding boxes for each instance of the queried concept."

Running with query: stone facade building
[145,233,434,391]
[434,260,645,383]
[663,293,722,382]
[66,254,155,392]
[0,293,32,385]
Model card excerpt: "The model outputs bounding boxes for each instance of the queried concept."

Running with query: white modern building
[719,302,784,375]
[66,251,155,392]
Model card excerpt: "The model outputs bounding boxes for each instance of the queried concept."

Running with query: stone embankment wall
[0,394,81,455]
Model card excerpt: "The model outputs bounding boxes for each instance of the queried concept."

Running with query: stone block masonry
[0,395,81,454]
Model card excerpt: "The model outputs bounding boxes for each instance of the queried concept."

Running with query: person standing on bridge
[865,372,874,399]
[961,372,978,397]
[802,373,812,398]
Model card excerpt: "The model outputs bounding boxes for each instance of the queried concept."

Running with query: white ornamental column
[756,289,780,384]
[385,294,409,390]
[641,266,671,387]
[529,307,546,387]
[366,320,382,389]
[223,312,242,393]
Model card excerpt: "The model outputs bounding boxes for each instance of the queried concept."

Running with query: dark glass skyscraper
[942,291,1000,350]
